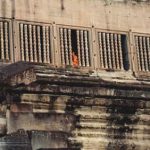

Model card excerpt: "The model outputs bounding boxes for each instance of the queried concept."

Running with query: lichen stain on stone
[60,0,65,10]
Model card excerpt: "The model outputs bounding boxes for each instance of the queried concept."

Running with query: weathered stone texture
[0,63,149,149]
[0,0,150,149]
[0,0,150,33]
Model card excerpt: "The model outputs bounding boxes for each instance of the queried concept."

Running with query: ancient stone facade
[0,0,150,149]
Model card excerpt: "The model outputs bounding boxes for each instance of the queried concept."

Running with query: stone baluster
[20,24,25,61]
[68,29,72,65]
[102,33,108,69]
[106,33,112,69]
[143,37,148,71]
[77,30,81,66]
[110,33,115,69]
[84,30,90,67]
[42,26,47,63]
[80,30,85,66]
[135,36,141,71]
[4,22,9,60]
[46,26,50,63]
[37,26,42,63]
[139,36,145,71]
[0,22,4,60]
[33,26,37,62]
[24,24,29,61]
[29,25,33,62]
[147,37,150,71]
[118,34,123,70]
[64,28,69,65]
[114,34,119,69]
[98,32,104,68]
[60,28,65,65]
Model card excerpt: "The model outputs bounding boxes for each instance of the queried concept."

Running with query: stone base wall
[0,65,149,149]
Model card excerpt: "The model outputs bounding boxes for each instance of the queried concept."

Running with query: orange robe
[72,52,78,67]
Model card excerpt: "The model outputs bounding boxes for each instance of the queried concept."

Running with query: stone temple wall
[0,0,150,70]
[0,0,150,33]
[0,0,150,149]
[0,62,149,149]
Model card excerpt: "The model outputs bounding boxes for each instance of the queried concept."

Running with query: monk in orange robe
[72,52,78,67]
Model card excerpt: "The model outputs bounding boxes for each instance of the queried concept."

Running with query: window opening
[0,21,10,61]
[19,23,52,63]
[98,32,129,71]
[135,35,150,72]
[59,28,91,67]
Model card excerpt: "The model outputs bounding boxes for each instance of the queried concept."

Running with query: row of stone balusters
[135,36,150,72]
[60,28,90,67]
[19,23,51,63]
[0,21,10,60]
[98,32,124,70]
